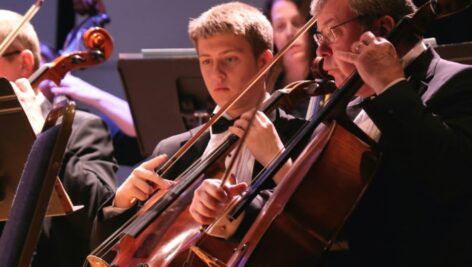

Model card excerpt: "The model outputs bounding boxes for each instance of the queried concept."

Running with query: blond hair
[0,9,41,70]
[188,2,273,58]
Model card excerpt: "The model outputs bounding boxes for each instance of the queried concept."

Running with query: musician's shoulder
[152,125,207,158]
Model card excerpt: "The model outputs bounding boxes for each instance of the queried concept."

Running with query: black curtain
[55,0,75,50]
[413,0,472,44]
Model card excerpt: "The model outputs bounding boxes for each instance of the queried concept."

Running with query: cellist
[0,9,117,267]
[93,1,309,243]
[193,0,472,266]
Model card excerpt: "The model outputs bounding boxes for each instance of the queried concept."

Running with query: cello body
[226,122,380,266]
[109,175,204,266]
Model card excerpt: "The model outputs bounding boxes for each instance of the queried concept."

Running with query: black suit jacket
[92,108,308,246]
[32,110,117,267]
[152,108,306,182]
[346,48,472,266]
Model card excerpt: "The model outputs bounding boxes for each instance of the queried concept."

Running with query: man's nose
[315,39,332,57]
[212,61,226,80]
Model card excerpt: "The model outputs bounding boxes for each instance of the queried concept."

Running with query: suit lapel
[178,130,210,167]
[404,47,439,101]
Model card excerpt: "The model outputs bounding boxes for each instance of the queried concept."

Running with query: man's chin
[332,74,346,88]
[355,85,375,97]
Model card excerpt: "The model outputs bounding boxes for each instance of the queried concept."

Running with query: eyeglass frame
[2,50,22,58]
[313,15,366,45]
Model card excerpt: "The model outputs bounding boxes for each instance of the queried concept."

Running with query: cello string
[219,92,264,187]
[178,1,472,264]
[90,15,319,264]
[92,87,289,258]
[150,15,318,181]
[189,81,335,257]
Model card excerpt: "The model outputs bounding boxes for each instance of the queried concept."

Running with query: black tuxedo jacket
[152,108,306,182]
[346,48,472,266]
[92,108,308,247]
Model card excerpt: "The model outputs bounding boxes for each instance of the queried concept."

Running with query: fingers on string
[138,154,174,190]
[229,122,246,137]
[224,182,248,198]
[130,177,154,200]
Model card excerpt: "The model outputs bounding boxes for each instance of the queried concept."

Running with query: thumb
[142,154,168,171]
[224,182,248,198]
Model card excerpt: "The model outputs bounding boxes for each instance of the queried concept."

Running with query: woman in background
[264,0,318,119]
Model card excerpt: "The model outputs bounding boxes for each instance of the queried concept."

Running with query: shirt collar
[401,42,427,68]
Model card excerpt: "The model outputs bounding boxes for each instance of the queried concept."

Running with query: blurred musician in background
[0,9,117,266]
[44,0,144,166]
[263,0,320,119]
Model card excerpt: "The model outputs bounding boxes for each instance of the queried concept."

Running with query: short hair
[310,0,416,25]
[188,2,273,58]
[0,10,41,71]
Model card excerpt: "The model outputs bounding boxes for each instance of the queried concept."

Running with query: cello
[85,6,338,264]
[141,0,471,266]
[221,0,472,266]
[86,77,336,267]
[93,0,471,265]
[29,27,113,90]
[0,2,113,266]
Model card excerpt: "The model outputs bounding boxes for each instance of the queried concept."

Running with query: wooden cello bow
[0,0,44,56]
[85,11,329,267]
[85,76,336,267]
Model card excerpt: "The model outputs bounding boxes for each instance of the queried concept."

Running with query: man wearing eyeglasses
[310,0,472,266]
[0,9,117,267]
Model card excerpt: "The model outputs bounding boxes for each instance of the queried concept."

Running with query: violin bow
[0,0,44,56]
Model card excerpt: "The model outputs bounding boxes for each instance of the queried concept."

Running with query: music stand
[118,48,214,156]
[0,78,76,221]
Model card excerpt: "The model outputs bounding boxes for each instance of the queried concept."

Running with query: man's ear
[18,49,35,77]
[373,15,396,37]
[257,49,273,69]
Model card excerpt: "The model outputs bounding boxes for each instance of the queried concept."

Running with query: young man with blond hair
[94,1,307,243]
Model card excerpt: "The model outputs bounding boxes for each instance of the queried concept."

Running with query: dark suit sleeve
[60,112,117,216]
[92,129,199,247]
[363,68,472,201]
[42,111,117,264]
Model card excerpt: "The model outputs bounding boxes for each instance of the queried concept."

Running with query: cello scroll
[29,27,113,88]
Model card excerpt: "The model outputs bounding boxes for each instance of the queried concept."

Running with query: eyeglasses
[2,50,21,58]
[313,16,363,45]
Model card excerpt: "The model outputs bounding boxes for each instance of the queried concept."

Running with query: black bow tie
[211,116,236,134]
